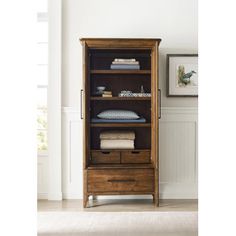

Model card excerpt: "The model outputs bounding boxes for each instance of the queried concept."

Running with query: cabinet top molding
[79,38,161,48]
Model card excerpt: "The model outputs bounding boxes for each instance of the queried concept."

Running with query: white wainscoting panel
[60,106,198,200]
[62,107,83,199]
[160,107,198,199]
[37,155,48,199]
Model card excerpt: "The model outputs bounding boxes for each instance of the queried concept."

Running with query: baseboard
[47,191,62,200]
[62,192,82,199]
[39,192,197,200]
[160,183,198,199]
[37,193,48,200]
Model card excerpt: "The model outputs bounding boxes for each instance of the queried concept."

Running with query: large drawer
[91,150,120,164]
[121,150,150,164]
[88,169,154,193]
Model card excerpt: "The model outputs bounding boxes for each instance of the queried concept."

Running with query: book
[110,64,140,70]
[103,91,112,95]
[114,58,136,62]
[112,61,139,65]
[102,94,112,97]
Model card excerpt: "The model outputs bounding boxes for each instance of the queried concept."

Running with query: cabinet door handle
[158,89,161,119]
[80,89,83,119]
[108,179,136,183]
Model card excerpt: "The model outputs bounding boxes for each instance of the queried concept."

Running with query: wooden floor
[38,199,198,212]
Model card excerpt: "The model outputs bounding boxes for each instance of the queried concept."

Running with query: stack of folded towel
[100,130,135,149]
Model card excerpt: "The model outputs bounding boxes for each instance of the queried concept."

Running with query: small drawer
[121,150,151,164]
[88,169,154,193]
[91,151,120,164]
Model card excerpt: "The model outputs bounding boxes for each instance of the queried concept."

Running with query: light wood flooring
[38,199,198,212]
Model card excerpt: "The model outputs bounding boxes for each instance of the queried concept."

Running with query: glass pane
[37,129,48,151]
[37,65,48,86]
[37,0,47,12]
[37,88,47,108]
[37,43,48,65]
[37,107,47,130]
[37,1,48,154]
[37,22,48,42]
[37,106,47,151]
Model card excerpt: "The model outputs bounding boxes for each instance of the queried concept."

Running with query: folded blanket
[100,140,134,149]
[100,131,135,140]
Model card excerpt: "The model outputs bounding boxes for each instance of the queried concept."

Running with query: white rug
[38,211,197,236]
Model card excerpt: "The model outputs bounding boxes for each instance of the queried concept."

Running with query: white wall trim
[47,192,63,201]
[47,0,62,200]
[161,107,198,115]
[62,106,197,114]
[62,106,80,114]
[37,193,48,200]
[160,183,198,199]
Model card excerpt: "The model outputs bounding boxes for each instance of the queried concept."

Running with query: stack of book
[110,58,140,70]
[102,91,112,97]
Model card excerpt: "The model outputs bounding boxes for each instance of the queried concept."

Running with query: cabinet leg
[153,193,159,207]
[83,195,89,208]
[92,195,97,201]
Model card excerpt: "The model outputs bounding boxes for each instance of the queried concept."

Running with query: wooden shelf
[90,96,151,101]
[91,149,150,152]
[88,164,154,169]
[90,123,151,127]
[90,70,151,74]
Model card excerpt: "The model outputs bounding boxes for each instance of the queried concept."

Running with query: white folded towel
[100,140,134,149]
[100,131,135,140]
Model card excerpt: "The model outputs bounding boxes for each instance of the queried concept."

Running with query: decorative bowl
[96,86,106,92]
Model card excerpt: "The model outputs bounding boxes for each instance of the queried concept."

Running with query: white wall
[62,0,198,108]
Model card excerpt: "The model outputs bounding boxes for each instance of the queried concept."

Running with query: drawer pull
[101,151,110,154]
[131,151,140,154]
[108,179,136,183]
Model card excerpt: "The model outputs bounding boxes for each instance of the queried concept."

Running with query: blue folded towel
[91,117,146,123]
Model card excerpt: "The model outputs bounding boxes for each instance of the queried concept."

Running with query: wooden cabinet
[80,38,161,207]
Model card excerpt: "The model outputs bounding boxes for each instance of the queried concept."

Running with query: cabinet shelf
[88,164,154,169]
[90,70,151,74]
[90,96,151,101]
[90,123,151,127]
[91,149,150,152]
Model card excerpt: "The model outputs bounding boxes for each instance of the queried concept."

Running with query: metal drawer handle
[101,151,110,154]
[108,179,136,183]
[80,89,83,119]
[158,89,161,119]
[131,151,140,154]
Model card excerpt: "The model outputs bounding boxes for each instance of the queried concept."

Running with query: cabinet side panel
[82,42,90,169]
[151,42,159,205]
[82,42,90,207]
